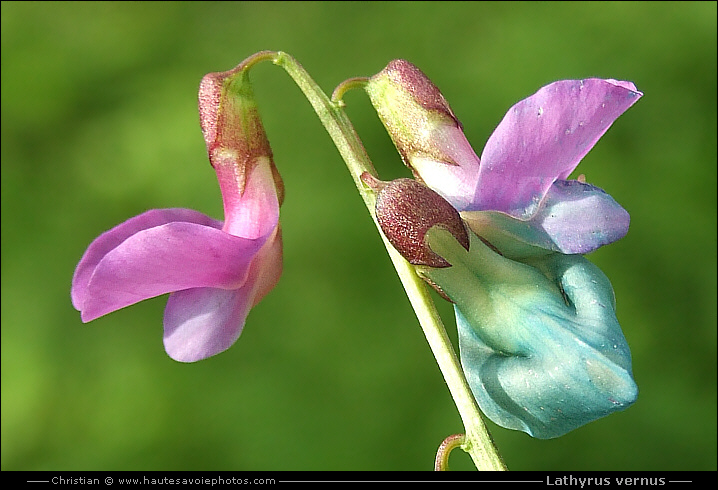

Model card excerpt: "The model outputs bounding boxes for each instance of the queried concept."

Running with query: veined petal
[462,179,630,257]
[71,208,222,311]
[163,287,253,363]
[474,79,642,217]
[163,226,282,362]
[423,228,636,438]
[75,218,273,323]
[536,179,630,254]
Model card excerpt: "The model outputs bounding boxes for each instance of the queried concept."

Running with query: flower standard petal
[475,79,642,217]
[365,65,640,253]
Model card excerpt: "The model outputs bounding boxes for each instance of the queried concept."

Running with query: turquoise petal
[423,229,637,438]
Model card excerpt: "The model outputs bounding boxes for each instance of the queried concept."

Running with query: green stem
[266,51,506,471]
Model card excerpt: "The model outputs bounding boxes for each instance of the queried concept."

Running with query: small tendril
[434,433,466,471]
[237,50,279,72]
[331,77,369,106]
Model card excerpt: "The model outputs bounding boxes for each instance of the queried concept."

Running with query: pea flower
[71,61,284,363]
[365,60,640,438]
[366,60,641,258]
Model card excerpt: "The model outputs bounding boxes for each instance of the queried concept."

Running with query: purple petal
[246,225,283,308]
[75,219,273,322]
[538,179,630,254]
[463,179,630,257]
[71,209,222,311]
[163,287,253,363]
[163,227,283,362]
[474,79,641,217]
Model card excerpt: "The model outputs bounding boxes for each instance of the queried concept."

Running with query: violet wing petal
[536,179,630,254]
[163,286,253,363]
[76,220,270,322]
[462,180,630,258]
[474,79,641,217]
[72,208,222,310]
[163,226,283,362]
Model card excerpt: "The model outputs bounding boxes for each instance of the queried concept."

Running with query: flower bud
[363,173,469,268]
[199,63,285,216]
[364,60,481,210]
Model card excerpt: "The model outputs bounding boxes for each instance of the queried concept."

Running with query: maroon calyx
[363,173,469,268]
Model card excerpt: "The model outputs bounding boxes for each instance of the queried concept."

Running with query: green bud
[364,60,481,210]
[365,60,462,169]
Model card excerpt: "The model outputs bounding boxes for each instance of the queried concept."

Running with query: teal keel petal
[423,229,637,438]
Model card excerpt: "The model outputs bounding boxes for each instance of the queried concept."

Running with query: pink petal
[71,209,221,311]
[248,225,283,308]
[474,79,642,217]
[75,219,273,322]
[163,227,283,362]
[219,157,280,239]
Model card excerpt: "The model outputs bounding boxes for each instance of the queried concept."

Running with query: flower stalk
[266,51,506,470]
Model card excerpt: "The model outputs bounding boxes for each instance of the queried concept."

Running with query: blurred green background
[2,1,715,471]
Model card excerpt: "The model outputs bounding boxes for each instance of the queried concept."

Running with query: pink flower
[71,62,284,362]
